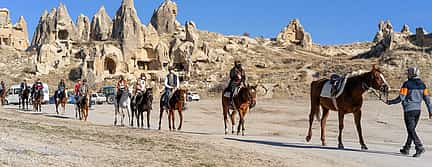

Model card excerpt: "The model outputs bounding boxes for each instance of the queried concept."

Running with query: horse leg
[223,105,229,135]
[178,109,183,131]
[306,103,319,142]
[158,108,163,130]
[114,107,118,126]
[354,110,368,150]
[320,107,330,146]
[147,110,151,129]
[237,111,244,136]
[230,110,236,134]
[172,109,176,131]
[131,108,135,127]
[338,112,345,149]
[168,109,172,131]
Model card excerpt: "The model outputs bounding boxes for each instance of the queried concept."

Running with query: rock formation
[76,14,90,41]
[276,19,312,49]
[90,6,112,41]
[185,21,199,44]
[150,0,179,34]
[0,8,29,50]
[373,20,393,43]
[401,24,411,34]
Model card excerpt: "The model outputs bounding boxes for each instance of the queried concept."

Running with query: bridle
[362,72,389,103]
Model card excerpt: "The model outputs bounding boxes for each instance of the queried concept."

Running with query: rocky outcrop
[150,0,179,34]
[373,20,393,43]
[276,19,312,49]
[401,24,411,34]
[32,4,77,46]
[185,21,199,44]
[0,8,29,50]
[90,6,112,41]
[76,14,90,42]
[112,0,147,62]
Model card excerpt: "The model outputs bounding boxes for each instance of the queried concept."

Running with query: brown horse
[306,66,389,150]
[131,88,153,128]
[20,88,30,110]
[55,90,68,115]
[158,88,188,131]
[32,91,43,112]
[78,93,90,121]
[0,88,7,105]
[222,85,257,136]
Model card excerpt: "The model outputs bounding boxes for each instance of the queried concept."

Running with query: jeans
[163,88,173,107]
[403,110,424,150]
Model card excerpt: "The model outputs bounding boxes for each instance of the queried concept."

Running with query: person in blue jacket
[387,67,432,157]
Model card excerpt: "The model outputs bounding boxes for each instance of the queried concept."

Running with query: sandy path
[1,99,431,166]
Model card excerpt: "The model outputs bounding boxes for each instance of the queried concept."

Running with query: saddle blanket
[320,79,347,98]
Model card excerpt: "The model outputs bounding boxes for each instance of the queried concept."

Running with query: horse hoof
[338,144,344,149]
[361,145,368,150]
[305,136,312,142]
[322,142,327,146]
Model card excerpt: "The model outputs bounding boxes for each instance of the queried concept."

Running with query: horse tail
[310,81,321,119]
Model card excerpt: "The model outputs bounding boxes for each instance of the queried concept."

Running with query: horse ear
[372,64,378,71]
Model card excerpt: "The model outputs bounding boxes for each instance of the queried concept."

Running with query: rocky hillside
[0,0,431,98]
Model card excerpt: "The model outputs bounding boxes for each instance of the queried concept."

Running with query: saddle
[320,75,348,98]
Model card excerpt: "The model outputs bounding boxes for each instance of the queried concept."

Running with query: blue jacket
[388,78,432,113]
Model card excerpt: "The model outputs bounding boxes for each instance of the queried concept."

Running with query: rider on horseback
[56,79,66,99]
[162,66,179,108]
[32,78,44,100]
[116,75,128,104]
[20,79,29,95]
[78,79,89,104]
[228,60,246,103]
[134,73,147,104]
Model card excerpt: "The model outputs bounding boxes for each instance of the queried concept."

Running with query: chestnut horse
[158,88,188,131]
[222,85,257,136]
[32,91,43,112]
[306,66,389,150]
[79,93,90,121]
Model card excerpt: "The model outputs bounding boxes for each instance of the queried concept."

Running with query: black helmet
[83,79,88,83]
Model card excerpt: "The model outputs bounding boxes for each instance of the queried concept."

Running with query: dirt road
[0,99,431,166]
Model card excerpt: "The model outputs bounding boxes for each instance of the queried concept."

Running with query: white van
[5,84,21,105]
[5,83,50,105]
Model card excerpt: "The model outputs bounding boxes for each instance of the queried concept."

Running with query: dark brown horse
[32,91,43,112]
[55,89,67,115]
[20,88,30,110]
[0,87,7,105]
[131,88,153,128]
[79,93,90,121]
[306,66,389,150]
[222,85,257,136]
[158,88,188,131]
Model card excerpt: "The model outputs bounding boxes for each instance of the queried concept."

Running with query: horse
[79,93,91,121]
[0,88,7,105]
[306,66,389,150]
[54,89,68,115]
[158,88,188,131]
[222,85,257,136]
[131,88,153,128]
[114,90,131,126]
[32,90,43,112]
[75,95,82,120]
[20,88,30,110]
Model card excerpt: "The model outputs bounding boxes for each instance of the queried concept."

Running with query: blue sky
[0,0,430,45]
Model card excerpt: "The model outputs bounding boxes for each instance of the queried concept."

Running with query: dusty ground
[0,99,431,167]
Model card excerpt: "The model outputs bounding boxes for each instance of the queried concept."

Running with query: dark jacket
[229,67,246,86]
[388,78,432,113]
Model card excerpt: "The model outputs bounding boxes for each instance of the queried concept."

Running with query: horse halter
[362,72,389,103]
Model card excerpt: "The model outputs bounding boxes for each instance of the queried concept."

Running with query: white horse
[114,91,131,126]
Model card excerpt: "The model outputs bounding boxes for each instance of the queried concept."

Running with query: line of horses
[2,66,388,150]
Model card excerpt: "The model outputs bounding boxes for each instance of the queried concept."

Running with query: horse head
[247,85,257,108]
[367,65,390,95]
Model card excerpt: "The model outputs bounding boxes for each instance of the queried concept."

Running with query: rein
[362,82,388,103]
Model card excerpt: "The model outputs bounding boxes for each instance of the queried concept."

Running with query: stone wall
[0,8,29,50]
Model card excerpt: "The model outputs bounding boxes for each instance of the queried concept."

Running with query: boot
[400,146,410,155]
[413,148,425,158]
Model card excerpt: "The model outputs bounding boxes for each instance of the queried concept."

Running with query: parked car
[5,84,21,105]
[91,93,107,105]
[100,86,116,104]
[187,92,200,102]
